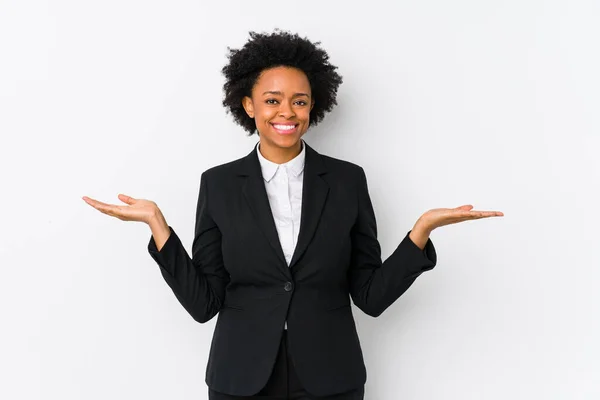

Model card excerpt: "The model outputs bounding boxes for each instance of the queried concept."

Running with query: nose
[278,101,295,119]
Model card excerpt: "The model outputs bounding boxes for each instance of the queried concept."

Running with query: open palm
[82,194,158,224]
[420,205,504,232]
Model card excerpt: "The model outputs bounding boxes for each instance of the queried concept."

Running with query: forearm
[147,223,226,323]
[349,167,437,317]
[350,231,436,317]
[146,172,228,323]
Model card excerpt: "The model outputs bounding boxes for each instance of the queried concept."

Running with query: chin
[277,137,304,150]
[261,131,305,148]
[276,135,301,144]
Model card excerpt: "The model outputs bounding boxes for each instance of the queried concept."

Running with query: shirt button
[284,282,293,292]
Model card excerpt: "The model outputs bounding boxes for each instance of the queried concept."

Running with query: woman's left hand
[417,204,504,234]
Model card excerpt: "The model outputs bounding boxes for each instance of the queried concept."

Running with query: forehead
[253,66,311,94]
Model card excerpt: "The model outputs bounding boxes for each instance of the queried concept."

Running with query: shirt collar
[256,139,306,182]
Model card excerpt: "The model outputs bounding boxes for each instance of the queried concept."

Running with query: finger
[85,198,122,215]
[445,211,496,221]
[453,210,481,218]
[84,197,111,209]
[97,204,121,216]
[471,211,504,217]
[462,211,504,219]
[82,196,102,205]
[83,196,104,208]
[104,205,130,220]
[440,211,504,227]
[118,194,137,205]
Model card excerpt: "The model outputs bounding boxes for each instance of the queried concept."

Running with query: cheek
[257,107,277,121]
[300,109,311,123]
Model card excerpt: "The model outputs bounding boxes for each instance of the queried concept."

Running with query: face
[242,66,314,156]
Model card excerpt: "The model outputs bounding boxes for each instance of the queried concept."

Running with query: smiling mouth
[271,123,299,135]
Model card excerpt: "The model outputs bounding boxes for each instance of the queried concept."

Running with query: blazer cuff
[399,229,437,274]
[147,226,179,275]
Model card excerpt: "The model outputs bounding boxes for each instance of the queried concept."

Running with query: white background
[1,0,599,399]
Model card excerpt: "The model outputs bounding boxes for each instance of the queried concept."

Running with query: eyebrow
[262,91,310,97]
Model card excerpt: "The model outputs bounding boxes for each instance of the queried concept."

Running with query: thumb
[118,194,136,205]
[456,204,474,210]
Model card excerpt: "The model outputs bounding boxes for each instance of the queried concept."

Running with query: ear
[242,96,254,118]
[310,99,315,112]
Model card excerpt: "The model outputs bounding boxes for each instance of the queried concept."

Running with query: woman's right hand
[82,194,159,224]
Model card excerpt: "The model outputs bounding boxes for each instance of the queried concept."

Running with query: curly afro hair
[221,30,343,135]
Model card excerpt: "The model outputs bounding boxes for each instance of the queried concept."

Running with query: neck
[259,140,302,164]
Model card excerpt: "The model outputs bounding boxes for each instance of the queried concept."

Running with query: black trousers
[208,331,365,400]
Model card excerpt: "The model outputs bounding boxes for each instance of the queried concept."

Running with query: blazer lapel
[289,143,329,269]
[239,146,289,269]
[237,142,330,271]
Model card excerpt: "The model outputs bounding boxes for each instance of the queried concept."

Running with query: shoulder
[318,152,366,181]
[321,153,362,171]
[202,156,246,178]
[202,142,260,179]
[196,152,250,196]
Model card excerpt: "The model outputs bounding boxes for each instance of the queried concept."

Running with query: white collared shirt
[256,140,305,267]
[257,140,305,331]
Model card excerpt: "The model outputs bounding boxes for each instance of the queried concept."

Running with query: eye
[295,100,307,106]
[265,99,278,105]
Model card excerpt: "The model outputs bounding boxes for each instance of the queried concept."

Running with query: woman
[83,30,503,400]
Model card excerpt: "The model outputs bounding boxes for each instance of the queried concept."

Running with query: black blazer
[148,142,437,397]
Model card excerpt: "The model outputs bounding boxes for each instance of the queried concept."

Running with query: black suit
[148,142,437,397]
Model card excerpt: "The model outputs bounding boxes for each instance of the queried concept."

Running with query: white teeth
[274,124,295,130]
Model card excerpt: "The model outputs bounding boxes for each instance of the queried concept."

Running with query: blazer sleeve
[147,172,229,323]
[348,167,437,317]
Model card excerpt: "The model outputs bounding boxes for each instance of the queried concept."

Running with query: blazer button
[284,282,293,292]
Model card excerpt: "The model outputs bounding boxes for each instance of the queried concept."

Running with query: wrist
[147,206,166,227]
[409,220,432,251]
[414,217,433,236]
[148,209,171,251]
